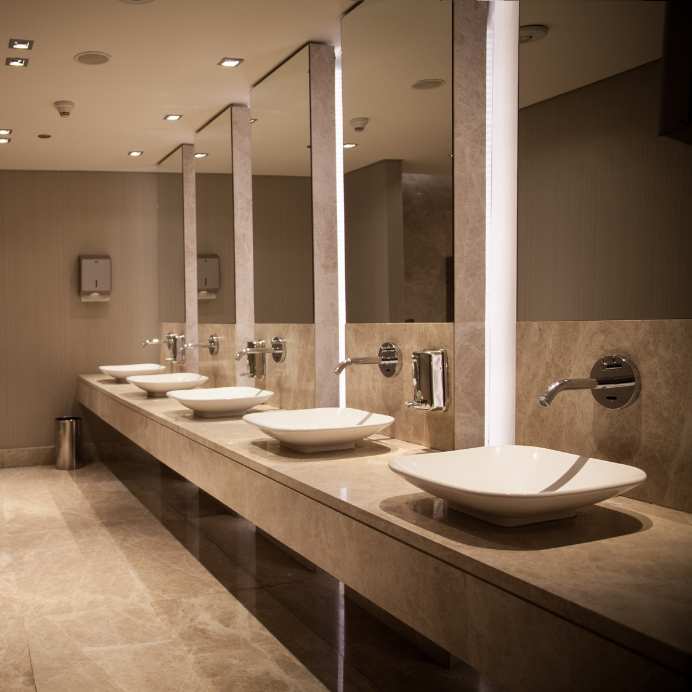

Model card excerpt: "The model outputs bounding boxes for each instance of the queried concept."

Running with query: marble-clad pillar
[309,43,340,407]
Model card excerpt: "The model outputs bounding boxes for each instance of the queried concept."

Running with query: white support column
[485,0,518,445]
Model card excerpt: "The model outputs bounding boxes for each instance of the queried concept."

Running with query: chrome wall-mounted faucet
[142,332,187,369]
[184,334,221,357]
[334,342,401,378]
[235,337,286,378]
[406,349,449,411]
[538,354,640,409]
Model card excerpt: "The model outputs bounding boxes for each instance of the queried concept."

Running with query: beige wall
[252,175,313,324]
[518,61,692,321]
[345,160,404,323]
[196,173,236,324]
[0,171,161,452]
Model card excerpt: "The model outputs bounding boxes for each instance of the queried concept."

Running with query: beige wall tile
[516,319,692,514]
[346,323,454,450]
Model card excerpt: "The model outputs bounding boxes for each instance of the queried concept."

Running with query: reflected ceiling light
[193,152,208,159]
[74,51,111,65]
[218,57,243,68]
[412,78,445,90]
[0,137,11,144]
[163,113,182,121]
[249,117,258,124]
[6,57,29,67]
[128,150,144,157]
[519,24,549,44]
[9,38,33,50]
[0,128,11,135]
[343,143,358,150]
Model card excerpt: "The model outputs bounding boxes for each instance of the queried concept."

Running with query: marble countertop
[79,374,692,674]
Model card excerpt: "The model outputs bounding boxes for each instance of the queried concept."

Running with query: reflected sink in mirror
[127,372,208,398]
[243,408,394,453]
[389,445,646,527]
[168,387,273,418]
[99,363,166,383]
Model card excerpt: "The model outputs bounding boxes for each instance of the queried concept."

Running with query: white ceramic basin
[99,363,166,382]
[168,386,274,417]
[243,407,394,453]
[389,445,646,527]
[127,372,208,398]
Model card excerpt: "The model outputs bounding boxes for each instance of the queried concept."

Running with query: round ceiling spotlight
[519,24,549,44]
[74,51,111,65]
[411,78,445,90]
[118,0,155,4]
[37,133,52,139]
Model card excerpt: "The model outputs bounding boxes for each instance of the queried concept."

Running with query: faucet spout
[538,378,597,407]
[333,356,379,375]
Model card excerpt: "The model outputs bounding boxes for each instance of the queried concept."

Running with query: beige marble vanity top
[79,374,692,675]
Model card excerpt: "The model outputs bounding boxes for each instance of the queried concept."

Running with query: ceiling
[0,0,351,172]
[0,0,668,174]
[519,0,665,108]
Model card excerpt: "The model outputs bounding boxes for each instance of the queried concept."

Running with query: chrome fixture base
[589,355,640,409]
[235,336,287,378]
[377,342,401,378]
[271,336,287,363]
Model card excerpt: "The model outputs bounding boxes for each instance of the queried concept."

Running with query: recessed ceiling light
[0,138,11,144]
[163,114,182,121]
[193,152,208,159]
[412,78,445,90]
[343,143,358,150]
[218,57,243,68]
[0,128,11,135]
[520,24,549,44]
[6,57,29,67]
[249,118,258,124]
[128,150,144,157]
[74,51,111,66]
[119,0,155,4]
[8,39,33,50]
[38,133,52,139]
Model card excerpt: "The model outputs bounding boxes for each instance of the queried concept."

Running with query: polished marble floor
[0,436,498,691]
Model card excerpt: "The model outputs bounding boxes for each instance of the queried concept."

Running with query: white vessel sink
[243,408,394,453]
[99,363,166,382]
[389,445,646,527]
[127,372,208,398]
[168,386,273,417]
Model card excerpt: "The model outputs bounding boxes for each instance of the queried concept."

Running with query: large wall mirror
[518,1,692,321]
[251,46,314,324]
[157,146,186,326]
[342,0,453,324]
[195,108,236,325]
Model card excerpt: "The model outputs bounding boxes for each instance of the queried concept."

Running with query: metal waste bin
[55,416,81,470]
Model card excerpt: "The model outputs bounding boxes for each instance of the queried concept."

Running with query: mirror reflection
[251,46,314,324]
[195,108,236,324]
[157,146,185,325]
[342,0,453,324]
[518,0,692,320]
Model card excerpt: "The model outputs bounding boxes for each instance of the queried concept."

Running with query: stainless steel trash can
[55,416,81,470]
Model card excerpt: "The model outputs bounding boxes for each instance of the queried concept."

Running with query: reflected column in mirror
[340,0,455,452]
[251,45,315,408]
[157,146,186,365]
[195,108,236,385]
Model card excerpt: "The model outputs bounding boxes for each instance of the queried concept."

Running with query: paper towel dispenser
[198,254,220,300]
[79,255,111,302]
